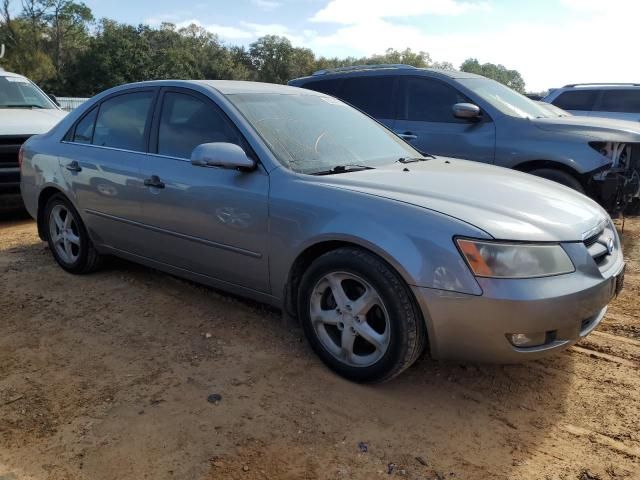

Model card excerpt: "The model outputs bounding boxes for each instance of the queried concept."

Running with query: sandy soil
[0,199,638,480]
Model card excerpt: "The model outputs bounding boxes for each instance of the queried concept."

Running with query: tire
[529,168,585,193]
[297,247,426,383]
[43,193,102,274]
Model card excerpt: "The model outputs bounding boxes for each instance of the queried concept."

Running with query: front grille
[0,135,31,168]
[583,222,617,269]
[583,231,601,248]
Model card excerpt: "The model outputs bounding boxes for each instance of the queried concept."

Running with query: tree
[367,48,432,67]
[66,20,153,95]
[45,0,93,80]
[0,0,529,96]
[0,1,55,82]
[460,58,526,93]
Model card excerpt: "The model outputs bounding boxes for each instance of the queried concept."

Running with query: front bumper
[589,166,640,212]
[412,260,625,363]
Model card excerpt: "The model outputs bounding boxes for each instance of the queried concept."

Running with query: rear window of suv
[552,90,598,111]
[299,76,396,119]
[599,89,640,113]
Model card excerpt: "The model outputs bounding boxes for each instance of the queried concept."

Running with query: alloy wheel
[309,271,391,367]
[48,204,81,264]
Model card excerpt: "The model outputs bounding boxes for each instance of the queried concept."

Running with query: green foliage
[0,1,527,96]
[460,58,526,93]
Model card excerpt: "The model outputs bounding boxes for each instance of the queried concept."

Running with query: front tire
[297,247,426,383]
[529,168,585,193]
[44,193,102,274]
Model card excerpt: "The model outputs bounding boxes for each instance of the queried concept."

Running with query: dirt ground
[0,195,638,480]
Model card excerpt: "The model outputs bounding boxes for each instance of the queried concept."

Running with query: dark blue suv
[289,65,640,212]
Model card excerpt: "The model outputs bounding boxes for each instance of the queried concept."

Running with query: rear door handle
[396,132,418,140]
[144,175,165,189]
[65,160,82,172]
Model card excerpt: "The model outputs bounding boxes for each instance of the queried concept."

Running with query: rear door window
[551,90,598,111]
[72,107,98,144]
[339,76,396,119]
[399,77,470,123]
[599,89,640,113]
[92,91,154,152]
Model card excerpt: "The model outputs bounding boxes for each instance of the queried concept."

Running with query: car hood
[0,108,67,135]
[532,115,640,142]
[314,159,608,242]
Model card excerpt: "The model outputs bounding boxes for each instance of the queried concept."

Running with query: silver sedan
[20,80,625,382]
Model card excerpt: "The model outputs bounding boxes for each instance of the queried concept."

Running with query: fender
[267,170,488,302]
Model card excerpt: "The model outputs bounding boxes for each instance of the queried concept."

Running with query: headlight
[456,239,575,279]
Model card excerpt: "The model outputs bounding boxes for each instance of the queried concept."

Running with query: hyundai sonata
[20,80,625,382]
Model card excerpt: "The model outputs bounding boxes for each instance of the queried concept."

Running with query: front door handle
[144,175,165,189]
[65,160,82,172]
[396,132,418,141]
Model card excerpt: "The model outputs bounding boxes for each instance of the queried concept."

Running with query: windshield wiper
[397,155,435,163]
[310,164,375,176]
[0,104,46,109]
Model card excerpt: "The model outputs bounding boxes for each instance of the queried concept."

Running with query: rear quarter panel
[20,133,68,218]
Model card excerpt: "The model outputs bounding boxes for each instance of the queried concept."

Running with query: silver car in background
[20,81,625,382]
[543,83,640,122]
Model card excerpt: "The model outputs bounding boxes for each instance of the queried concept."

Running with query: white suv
[0,69,67,193]
[543,83,640,122]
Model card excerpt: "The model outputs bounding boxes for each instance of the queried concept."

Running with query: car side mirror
[190,142,256,171]
[453,102,481,121]
[48,93,60,107]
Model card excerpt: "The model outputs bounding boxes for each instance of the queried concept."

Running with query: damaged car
[20,80,625,382]
[289,65,640,212]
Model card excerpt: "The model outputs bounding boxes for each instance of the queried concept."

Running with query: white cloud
[560,0,638,13]
[169,19,307,44]
[251,0,282,10]
[173,19,254,39]
[311,0,490,24]
[303,0,640,91]
[144,0,640,92]
[145,13,184,25]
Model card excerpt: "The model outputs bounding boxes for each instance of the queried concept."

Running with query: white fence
[57,97,89,111]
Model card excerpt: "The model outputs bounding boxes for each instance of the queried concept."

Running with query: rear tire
[529,168,585,193]
[43,193,102,274]
[297,247,426,383]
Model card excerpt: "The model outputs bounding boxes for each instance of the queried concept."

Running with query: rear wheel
[529,168,585,193]
[297,247,426,383]
[44,194,102,274]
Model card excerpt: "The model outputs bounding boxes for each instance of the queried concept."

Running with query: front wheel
[44,193,102,274]
[297,247,426,383]
[529,168,585,193]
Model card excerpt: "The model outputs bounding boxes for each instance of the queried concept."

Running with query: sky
[80,0,640,92]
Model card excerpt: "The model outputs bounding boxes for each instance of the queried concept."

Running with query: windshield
[227,93,419,174]
[0,75,56,109]
[459,78,556,119]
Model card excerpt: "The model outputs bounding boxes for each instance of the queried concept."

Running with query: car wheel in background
[297,247,426,383]
[529,168,585,193]
[44,193,102,274]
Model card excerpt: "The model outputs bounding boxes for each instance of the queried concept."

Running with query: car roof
[196,80,323,95]
[0,69,28,80]
[106,79,324,97]
[289,65,485,85]
[557,83,640,90]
